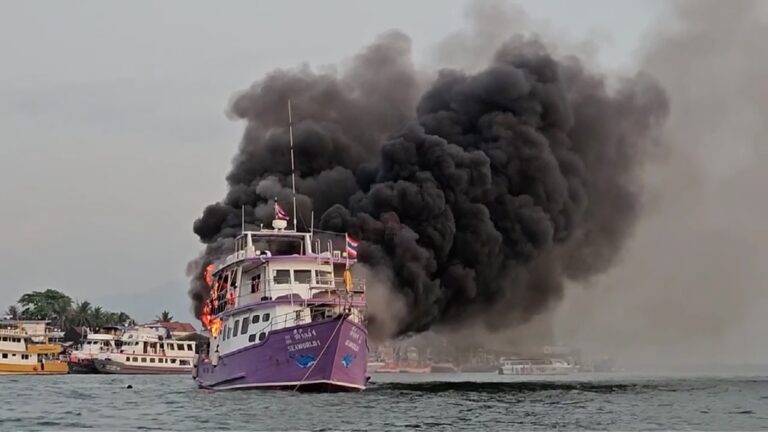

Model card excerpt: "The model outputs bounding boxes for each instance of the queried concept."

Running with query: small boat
[0,320,68,375]
[93,328,195,374]
[68,332,120,373]
[497,357,575,375]
[367,361,386,373]
[374,361,400,373]
[430,362,458,373]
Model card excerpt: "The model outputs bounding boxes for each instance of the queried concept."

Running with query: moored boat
[367,361,386,373]
[430,362,458,373]
[93,328,195,374]
[0,320,68,375]
[497,357,575,375]
[68,331,120,373]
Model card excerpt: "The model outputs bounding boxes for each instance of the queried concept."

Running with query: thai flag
[346,234,359,259]
[274,201,289,221]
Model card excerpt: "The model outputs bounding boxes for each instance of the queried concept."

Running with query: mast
[288,100,298,232]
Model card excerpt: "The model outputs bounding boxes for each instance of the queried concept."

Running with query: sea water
[2,372,767,430]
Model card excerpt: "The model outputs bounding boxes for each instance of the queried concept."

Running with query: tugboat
[0,320,68,375]
[193,102,368,392]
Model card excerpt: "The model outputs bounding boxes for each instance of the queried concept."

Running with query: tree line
[4,289,175,330]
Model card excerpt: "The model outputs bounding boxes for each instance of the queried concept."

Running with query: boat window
[230,268,238,289]
[262,313,270,322]
[240,318,249,335]
[251,314,260,324]
[180,360,190,366]
[141,357,147,363]
[21,354,29,360]
[226,326,232,340]
[294,269,311,284]
[258,332,266,342]
[316,270,333,285]
[133,357,138,362]
[295,310,302,321]
[221,325,227,341]
[233,320,240,337]
[125,358,130,362]
[1,353,7,359]
[176,343,184,350]
[1,337,6,341]
[171,359,177,364]
[150,358,156,363]
[273,269,290,284]
[248,334,256,343]
[167,344,174,351]
[186,344,193,351]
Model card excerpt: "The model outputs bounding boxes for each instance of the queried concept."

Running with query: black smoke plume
[189,31,667,338]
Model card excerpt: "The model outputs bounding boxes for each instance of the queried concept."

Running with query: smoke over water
[189,23,668,338]
[554,0,768,367]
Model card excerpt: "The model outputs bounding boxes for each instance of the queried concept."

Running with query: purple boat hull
[194,315,368,392]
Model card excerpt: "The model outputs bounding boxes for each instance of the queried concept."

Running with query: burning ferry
[193,216,368,391]
[193,101,367,391]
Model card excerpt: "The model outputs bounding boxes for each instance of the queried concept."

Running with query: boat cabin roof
[213,229,352,275]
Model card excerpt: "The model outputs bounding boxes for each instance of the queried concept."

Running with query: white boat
[68,333,120,373]
[93,328,195,374]
[498,357,575,375]
[367,361,386,373]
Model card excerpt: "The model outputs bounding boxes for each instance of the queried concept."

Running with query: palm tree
[89,306,106,329]
[71,301,92,328]
[116,312,132,326]
[156,310,173,322]
[4,305,20,320]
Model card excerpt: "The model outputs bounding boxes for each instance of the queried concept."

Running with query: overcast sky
[0,0,666,323]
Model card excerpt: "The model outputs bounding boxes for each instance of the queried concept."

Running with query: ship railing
[212,278,365,317]
[259,300,366,334]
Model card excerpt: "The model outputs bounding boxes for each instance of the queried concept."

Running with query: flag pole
[241,205,245,233]
[288,99,298,232]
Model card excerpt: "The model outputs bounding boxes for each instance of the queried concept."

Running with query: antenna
[241,205,245,233]
[288,99,298,232]
[310,210,315,253]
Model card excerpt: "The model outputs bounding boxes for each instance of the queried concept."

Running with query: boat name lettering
[287,339,321,352]
[344,340,359,352]
[348,327,363,344]
[291,328,317,342]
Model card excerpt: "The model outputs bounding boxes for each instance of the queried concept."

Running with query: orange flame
[210,318,222,337]
[204,264,215,286]
[201,301,212,329]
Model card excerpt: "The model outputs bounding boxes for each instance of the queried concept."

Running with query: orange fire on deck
[209,318,222,337]
[204,264,215,286]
